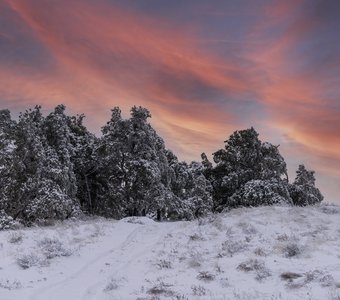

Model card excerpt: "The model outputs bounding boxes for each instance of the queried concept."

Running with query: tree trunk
[84,174,92,214]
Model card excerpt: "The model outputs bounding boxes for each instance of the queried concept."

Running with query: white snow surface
[1,205,340,300]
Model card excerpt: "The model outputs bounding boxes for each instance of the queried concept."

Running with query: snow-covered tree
[289,165,323,206]
[3,106,79,223]
[44,104,77,199]
[97,106,173,219]
[0,110,17,214]
[166,156,213,220]
[66,113,99,214]
[205,127,289,210]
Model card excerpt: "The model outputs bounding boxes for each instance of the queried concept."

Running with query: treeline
[0,105,323,228]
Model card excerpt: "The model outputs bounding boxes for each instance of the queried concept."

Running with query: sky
[0,0,340,202]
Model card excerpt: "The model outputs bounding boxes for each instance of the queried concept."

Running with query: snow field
[0,205,340,299]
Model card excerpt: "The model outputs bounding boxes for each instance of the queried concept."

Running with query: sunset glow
[1,0,339,201]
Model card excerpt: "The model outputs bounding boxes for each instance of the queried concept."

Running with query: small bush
[254,247,267,257]
[17,253,40,269]
[103,276,126,292]
[197,271,215,282]
[104,278,119,292]
[283,243,301,258]
[320,274,334,287]
[221,240,248,257]
[191,285,206,296]
[276,234,289,241]
[237,259,271,281]
[305,270,323,283]
[237,259,264,272]
[38,237,72,259]
[0,279,22,290]
[189,233,204,241]
[8,232,24,244]
[156,259,172,269]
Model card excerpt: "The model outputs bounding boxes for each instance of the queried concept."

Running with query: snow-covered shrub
[104,279,119,292]
[191,285,207,296]
[220,240,248,257]
[0,279,22,290]
[319,274,334,287]
[38,237,72,259]
[229,179,292,208]
[197,271,215,282]
[103,276,126,292]
[282,243,302,258]
[237,259,271,281]
[254,247,267,257]
[156,259,172,269]
[103,277,125,292]
[17,253,41,269]
[8,231,23,244]
[189,233,204,241]
[0,210,19,230]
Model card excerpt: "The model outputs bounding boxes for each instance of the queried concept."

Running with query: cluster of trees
[202,128,323,210]
[0,105,323,227]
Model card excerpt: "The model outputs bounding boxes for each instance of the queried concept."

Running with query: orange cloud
[2,0,252,157]
[245,0,340,179]
[2,0,340,197]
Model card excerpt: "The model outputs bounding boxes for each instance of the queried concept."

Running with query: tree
[204,128,289,210]
[4,106,80,223]
[66,113,99,214]
[0,110,17,214]
[97,106,173,219]
[44,104,77,199]
[167,157,213,220]
[289,165,323,206]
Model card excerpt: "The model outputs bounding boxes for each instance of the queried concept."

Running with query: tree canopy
[0,106,324,228]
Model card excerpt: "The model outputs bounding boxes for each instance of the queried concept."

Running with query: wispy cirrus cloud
[1,0,340,200]
[2,0,252,156]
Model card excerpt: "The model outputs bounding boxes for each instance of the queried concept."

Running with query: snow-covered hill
[1,205,340,300]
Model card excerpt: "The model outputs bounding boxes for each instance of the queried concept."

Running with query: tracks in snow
[29,221,174,300]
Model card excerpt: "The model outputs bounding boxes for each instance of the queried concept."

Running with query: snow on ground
[1,205,340,300]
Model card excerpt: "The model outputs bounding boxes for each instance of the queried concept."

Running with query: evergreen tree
[97,106,173,219]
[0,104,324,227]
[4,106,79,222]
[205,128,289,210]
[167,155,213,220]
[0,110,17,214]
[289,165,323,206]
[44,104,77,199]
[67,113,99,213]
